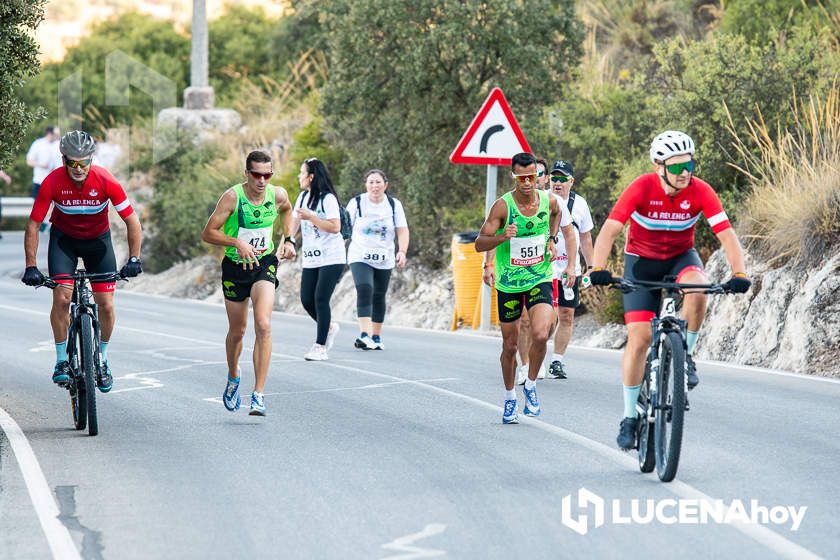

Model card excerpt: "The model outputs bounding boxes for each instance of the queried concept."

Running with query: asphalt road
[1,231,838,560]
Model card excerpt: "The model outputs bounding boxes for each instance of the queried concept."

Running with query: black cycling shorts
[221,254,280,302]
[622,249,704,323]
[48,227,117,292]
[496,281,553,323]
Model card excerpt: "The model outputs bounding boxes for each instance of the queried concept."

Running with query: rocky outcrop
[697,249,840,377]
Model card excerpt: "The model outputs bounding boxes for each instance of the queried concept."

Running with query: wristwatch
[284,236,297,247]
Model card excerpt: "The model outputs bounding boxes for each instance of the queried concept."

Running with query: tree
[0,1,46,168]
[320,0,583,266]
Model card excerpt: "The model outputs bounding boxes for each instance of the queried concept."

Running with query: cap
[551,160,574,177]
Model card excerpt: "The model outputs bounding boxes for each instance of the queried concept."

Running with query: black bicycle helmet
[59,130,97,158]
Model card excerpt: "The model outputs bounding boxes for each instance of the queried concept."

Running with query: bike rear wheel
[79,314,98,436]
[654,331,686,482]
[637,361,656,473]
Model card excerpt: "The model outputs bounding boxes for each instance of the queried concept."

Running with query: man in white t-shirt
[547,160,595,379]
[26,125,62,232]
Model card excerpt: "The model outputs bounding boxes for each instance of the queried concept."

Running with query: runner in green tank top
[475,152,578,424]
[201,150,296,416]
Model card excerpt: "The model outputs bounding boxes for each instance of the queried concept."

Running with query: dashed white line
[380,523,447,559]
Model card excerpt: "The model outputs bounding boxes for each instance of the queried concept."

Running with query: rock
[698,249,840,377]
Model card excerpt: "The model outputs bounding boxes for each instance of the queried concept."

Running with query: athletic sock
[505,389,516,401]
[686,330,699,355]
[623,384,642,418]
[55,340,68,364]
[360,331,369,338]
[552,352,564,363]
[371,334,381,343]
[524,378,536,391]
[100,340,109,362]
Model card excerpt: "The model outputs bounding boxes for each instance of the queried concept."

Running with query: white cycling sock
[505,389,516,401]
[552,353,564,363]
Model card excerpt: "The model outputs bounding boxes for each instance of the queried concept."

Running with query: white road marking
[0,406,81,560]
[113,306,164,317]
[380,523,447,559]
[202,377,460,404]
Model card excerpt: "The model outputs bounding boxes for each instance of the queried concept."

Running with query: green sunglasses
[665,159,696,175]
[550,175,571,183]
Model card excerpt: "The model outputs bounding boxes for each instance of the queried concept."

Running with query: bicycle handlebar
[606,277,732,295]
[41,271,126,289]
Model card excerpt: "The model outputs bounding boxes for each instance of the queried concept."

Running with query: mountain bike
[41,270,124,436]
[610,276,734,482]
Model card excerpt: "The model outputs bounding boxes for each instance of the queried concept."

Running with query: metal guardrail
[0,197,34,218]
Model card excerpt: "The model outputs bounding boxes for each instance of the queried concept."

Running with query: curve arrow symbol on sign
[479,124,505,154]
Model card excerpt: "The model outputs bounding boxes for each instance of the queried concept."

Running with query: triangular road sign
[450,87,532,165]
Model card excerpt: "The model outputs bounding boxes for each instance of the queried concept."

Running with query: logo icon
[560,487,605,536]
[680,200,691,210]
[526,221,534,230]
[504,300,520,310]
[529,287,541,296]
[89,189,98,197]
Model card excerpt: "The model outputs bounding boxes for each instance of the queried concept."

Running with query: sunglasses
[665,159,696,175]
[550,175,571,183]
[64,157,91,169]
[248,170,273,180]
[537,170,546,177]
[513,173,538,184]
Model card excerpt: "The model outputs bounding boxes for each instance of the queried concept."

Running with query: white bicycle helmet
[649,130,695,163]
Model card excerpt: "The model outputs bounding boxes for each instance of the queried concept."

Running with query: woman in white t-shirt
[346,169,409,350]
[291,158,347,361]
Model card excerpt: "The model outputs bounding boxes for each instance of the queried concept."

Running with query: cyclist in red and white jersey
[21,130,143,392]
[589,131,751,450]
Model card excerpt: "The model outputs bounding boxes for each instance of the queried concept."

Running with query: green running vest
[494,190,552,293]
[222,184,277,263]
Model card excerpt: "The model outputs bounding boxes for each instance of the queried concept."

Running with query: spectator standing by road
[26,125,62,232]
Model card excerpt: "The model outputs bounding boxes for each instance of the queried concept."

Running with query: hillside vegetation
[6,0,839,282]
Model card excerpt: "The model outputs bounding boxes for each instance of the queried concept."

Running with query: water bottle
[581,275,592,289]
[562,273,574,301]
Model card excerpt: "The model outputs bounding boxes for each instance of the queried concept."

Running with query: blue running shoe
[502,399,519,424]
[223,376,241,411]
[97,362,113,393]
[52,361,71,384]
[523,384,541,417]
[249,392,266,416]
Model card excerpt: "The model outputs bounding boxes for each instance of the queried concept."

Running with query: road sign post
[450,87,531,330]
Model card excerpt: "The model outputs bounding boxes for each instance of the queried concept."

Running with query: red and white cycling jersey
[608,173,731,260]
[30,165,134,239]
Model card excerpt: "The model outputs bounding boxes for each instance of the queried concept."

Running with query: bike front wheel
[637,362,656,473]
[654,330,686,482]
[79,313,98,436]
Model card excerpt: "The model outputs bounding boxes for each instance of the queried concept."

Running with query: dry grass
[726,85,840,267]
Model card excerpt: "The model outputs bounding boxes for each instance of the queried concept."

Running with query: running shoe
[502,399,519,424]
[354,334,376,350]
[249,392,266,416]
[304,344,328,361]
[52,361,71,384]
[370,335,384,350]
[548,360,567,379]
[223,375,241,411]
[325,322,340,351]
[97,362,113,393]
[517,364,546,385]
[523,384,541,417]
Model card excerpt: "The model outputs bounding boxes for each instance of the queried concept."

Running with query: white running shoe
[516,364,546,385]
[516,364,528,386]
[325,322,340,350]
[304,344,328,361]
[354,334,376,350]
